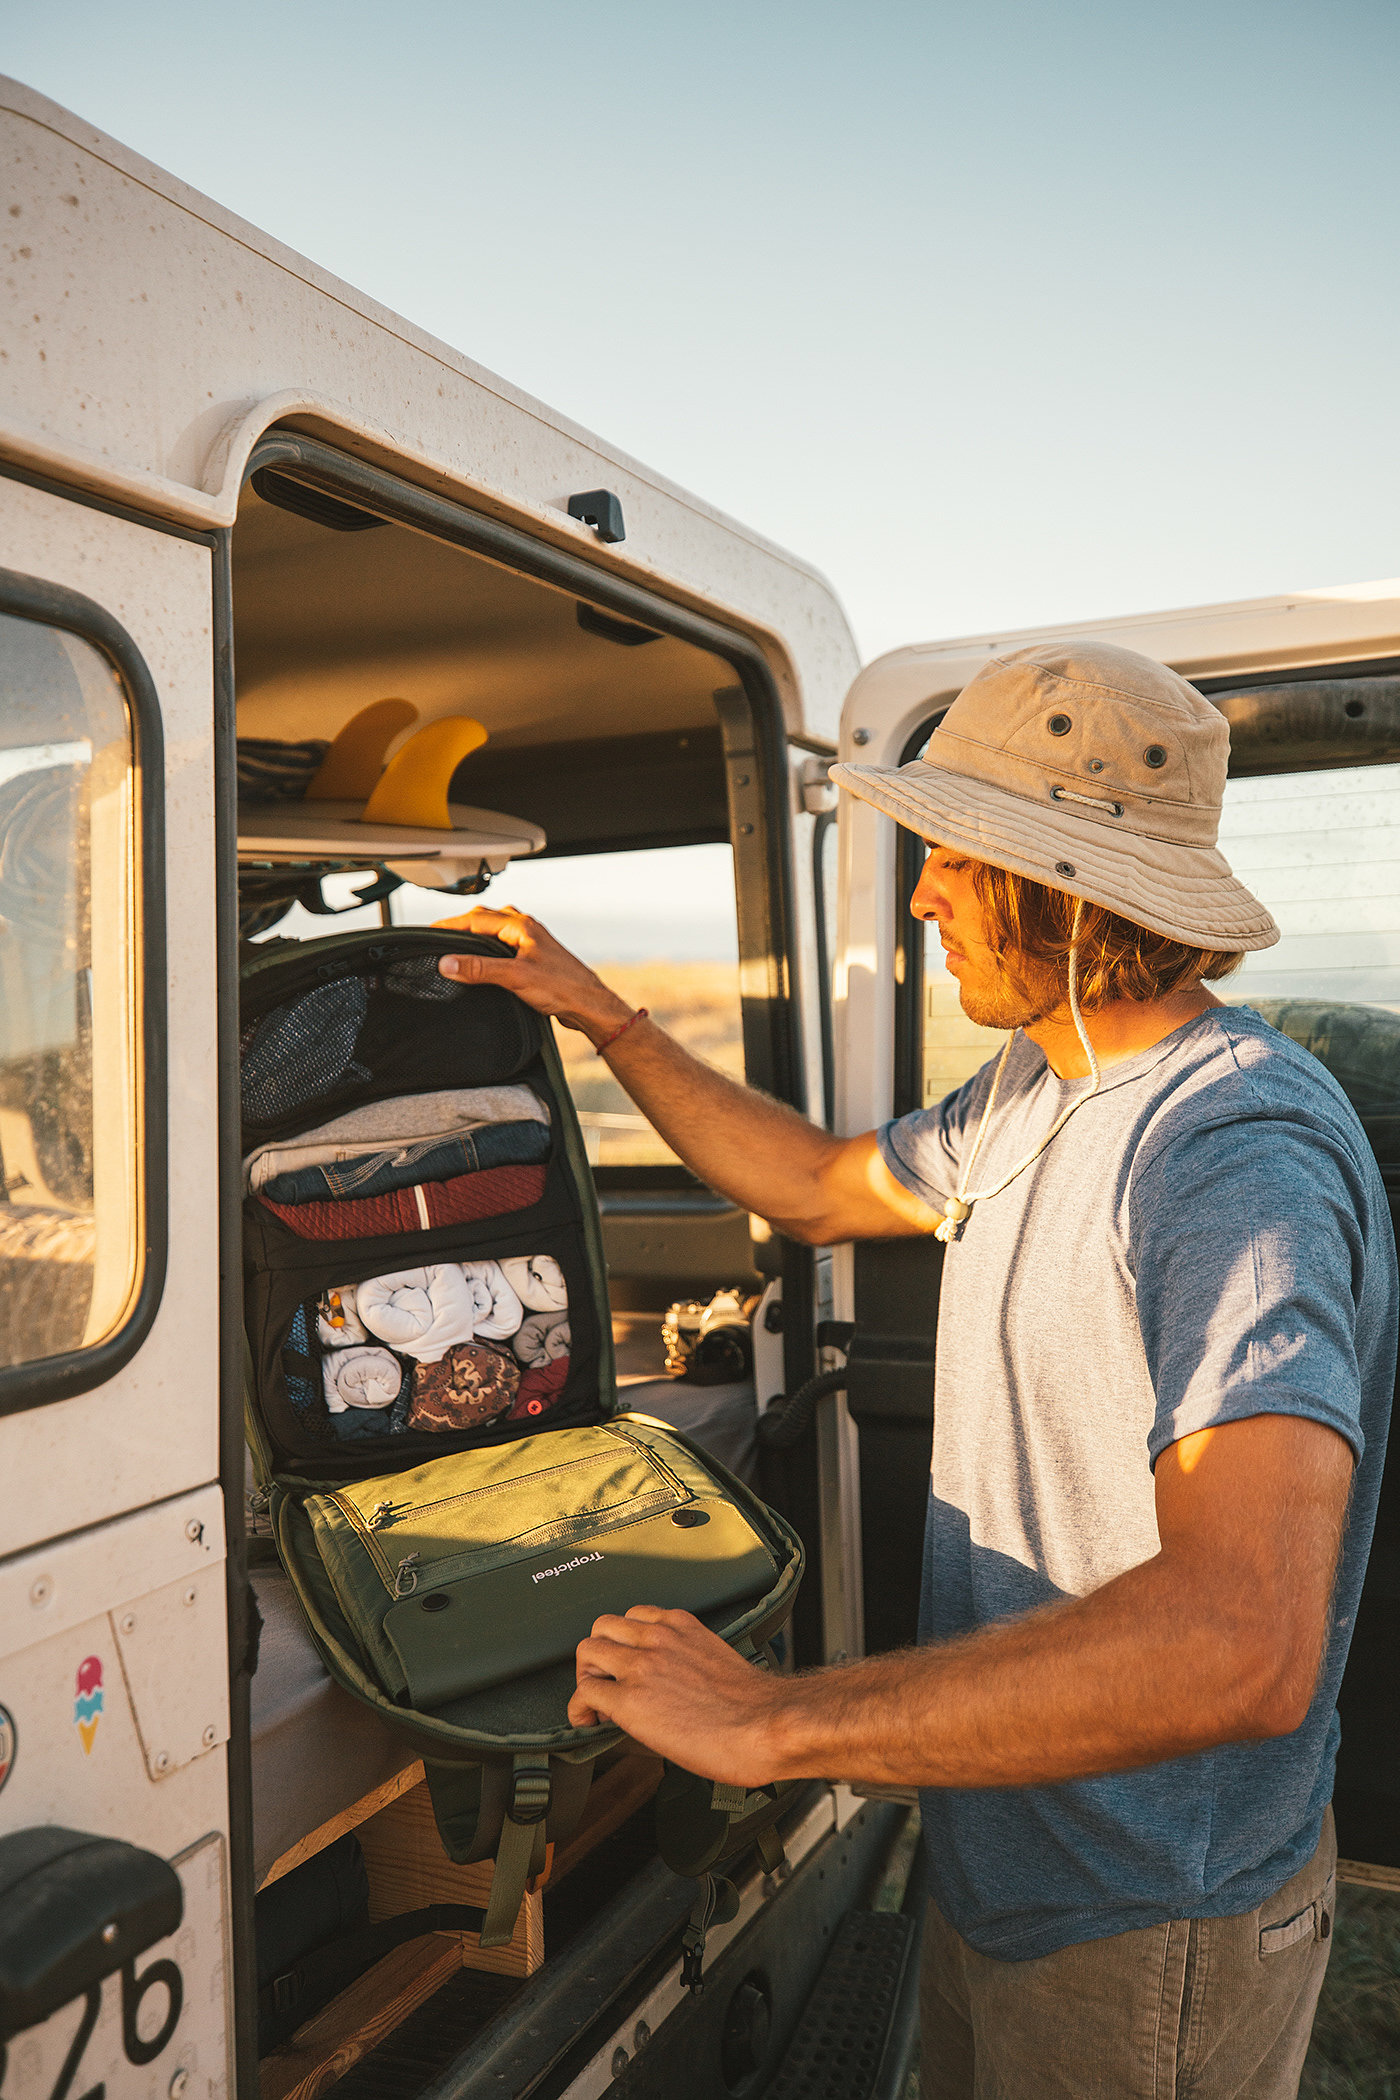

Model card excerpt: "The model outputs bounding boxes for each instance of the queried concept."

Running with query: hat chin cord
[933,902,1101,1244]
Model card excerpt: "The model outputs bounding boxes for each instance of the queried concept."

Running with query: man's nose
[910,862,950,922]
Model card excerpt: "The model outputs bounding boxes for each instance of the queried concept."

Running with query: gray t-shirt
[878,1006,1397,1961]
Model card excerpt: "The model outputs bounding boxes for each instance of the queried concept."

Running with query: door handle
[0,1825,183,2040]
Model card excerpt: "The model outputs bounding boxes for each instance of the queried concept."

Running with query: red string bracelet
[595,1007,648,1055]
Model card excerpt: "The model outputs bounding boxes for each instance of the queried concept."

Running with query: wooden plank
[357,1778,544,1977]
[1338,1855,1400,1893]
[258,1760,425,1890]
[259,1932,465,2100]
[548,1751,664,1886]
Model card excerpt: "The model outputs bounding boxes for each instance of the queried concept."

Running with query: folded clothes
[513,1310,570,1368]
[260,1119,550,1205]
[322,1346,406,1414]
[244,1085,549,1193]
[499,1254,568,1313]
[260,1163,547,1240]
[409,1342,518,1432]
[317,1285,369,1348]
[509,1354,570,1422]
[328,1395,413,1441]
[357,1265,479,1363]
[460,1260,524,1341]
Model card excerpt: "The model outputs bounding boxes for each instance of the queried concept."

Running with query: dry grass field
[552,959,743,1164]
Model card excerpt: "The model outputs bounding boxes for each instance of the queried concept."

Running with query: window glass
[0,613,141,1365]
[1217,764,1400,1009]
[391,842,742,1166]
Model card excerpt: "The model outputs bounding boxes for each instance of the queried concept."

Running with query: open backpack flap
[240,929,805,1961]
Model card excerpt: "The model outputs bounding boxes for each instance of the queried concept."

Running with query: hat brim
[832,760,1279,952]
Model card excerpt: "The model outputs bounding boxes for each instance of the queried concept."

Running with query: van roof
[1,76,858,739]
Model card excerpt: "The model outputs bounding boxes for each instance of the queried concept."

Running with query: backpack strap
[480,1755,553,1949]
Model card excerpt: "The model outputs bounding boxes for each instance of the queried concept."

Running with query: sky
[10,0,1400,664]
[11,3,1399,958]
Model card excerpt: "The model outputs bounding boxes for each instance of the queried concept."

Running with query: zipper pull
[370,1500,397,1531]
[394,1554,420,1597]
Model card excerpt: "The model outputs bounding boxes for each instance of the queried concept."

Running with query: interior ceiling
[231,488,731,754]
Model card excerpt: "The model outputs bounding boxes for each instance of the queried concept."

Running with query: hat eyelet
[1047,714,1072,736]
[1143,745,1167,769]
[1055,861,1076,878]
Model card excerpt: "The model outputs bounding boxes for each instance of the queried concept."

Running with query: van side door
[0,475,234,2099]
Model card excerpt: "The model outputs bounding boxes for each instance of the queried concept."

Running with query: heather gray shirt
[878,1007,1396,1961]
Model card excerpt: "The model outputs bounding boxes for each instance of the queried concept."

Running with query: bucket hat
[832,639,1279,951]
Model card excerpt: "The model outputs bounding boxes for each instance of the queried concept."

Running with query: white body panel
[0,79,859,741]
[0,477,219,1558]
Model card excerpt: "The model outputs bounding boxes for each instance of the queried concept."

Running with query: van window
[0,614,142,1365]
[1217,763,1400,1009]
[392,842,742,1166]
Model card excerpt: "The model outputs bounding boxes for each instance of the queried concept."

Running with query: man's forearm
[596,1015,841,1233]
[763,1551,1306,1791]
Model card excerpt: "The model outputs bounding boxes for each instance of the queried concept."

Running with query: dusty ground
[552,958,742,1165]
[1301,1884,1400,2096]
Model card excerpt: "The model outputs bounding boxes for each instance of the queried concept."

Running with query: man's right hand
[435,905,636,1047]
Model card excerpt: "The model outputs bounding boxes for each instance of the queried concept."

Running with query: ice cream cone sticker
[74,1655,103,1755]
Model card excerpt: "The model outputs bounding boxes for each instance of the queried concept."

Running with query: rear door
[0,476,236,2096]
[833,586,1400,1879]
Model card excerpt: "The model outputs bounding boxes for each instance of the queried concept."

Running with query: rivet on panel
[154,1752,171,1774]
[202,1724,217,1748]
[169,2070,190,2100]
[29,1576,53,1607]
[183,1588,198,1607]
[120,1612,137,1635]
[185,1519,204,1545]
[611,2047,629,2078]
[101,1922,118,1944]
[851,728,871,746]
[633,2021,651,2051]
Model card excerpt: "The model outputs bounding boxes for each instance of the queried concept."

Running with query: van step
[765,1910,915,2100]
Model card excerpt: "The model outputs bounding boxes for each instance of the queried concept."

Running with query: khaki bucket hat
[832,639,1279,952]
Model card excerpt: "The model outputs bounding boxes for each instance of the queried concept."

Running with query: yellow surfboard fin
[360,715,490,830]
[306,698,419,800]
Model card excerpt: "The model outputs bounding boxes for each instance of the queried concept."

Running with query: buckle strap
[479,1756,553,1949]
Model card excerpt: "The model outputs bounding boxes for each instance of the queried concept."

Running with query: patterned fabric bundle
[409,1342,519,1432]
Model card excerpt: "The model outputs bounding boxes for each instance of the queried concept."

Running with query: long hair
[968,862,1243,1013]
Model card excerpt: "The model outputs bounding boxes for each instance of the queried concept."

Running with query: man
[438,641,1396,2098]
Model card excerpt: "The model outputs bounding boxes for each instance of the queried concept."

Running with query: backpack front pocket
[381,1497,779,1705]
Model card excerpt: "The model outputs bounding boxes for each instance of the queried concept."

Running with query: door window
[1217,763,1400,1010]
[392,841,743,1165]
[0,612,143,1366]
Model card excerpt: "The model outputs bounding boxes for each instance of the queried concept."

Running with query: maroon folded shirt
[258,1163,547,1240]
[508,1354,570,1421]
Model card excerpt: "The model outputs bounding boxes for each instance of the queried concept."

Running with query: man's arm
[437,905,941,1242]
[566,1413,1355,1786]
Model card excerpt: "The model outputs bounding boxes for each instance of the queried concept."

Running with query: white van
[1,72,1396,2100]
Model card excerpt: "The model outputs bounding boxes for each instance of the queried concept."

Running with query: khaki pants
[920,1808,1336,2099]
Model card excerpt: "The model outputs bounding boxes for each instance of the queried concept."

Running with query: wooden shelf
[260,1932,465,2100]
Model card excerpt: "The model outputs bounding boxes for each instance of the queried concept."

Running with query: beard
[954,954,1058,1031]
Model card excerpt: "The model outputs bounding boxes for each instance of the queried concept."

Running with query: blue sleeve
[876,1059,1001,1212]
[1130,1114,1373,1469]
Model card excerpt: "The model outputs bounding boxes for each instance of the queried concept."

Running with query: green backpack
[241,929,804,1959]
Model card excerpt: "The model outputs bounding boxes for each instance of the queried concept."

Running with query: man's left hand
[569,1606,794,1785]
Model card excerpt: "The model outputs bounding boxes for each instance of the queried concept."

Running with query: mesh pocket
[382,955,466,1003]
[241,978,370,1126]
[281,1304,323,1421]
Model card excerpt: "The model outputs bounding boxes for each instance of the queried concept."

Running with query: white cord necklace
[934,907,1102,1245]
